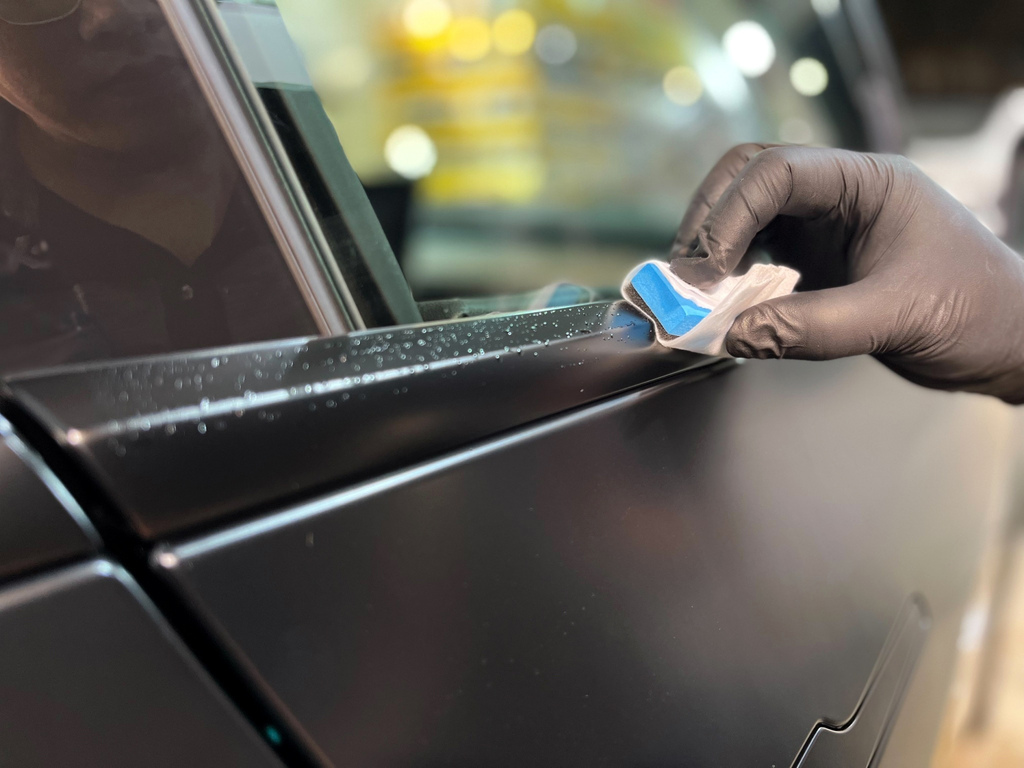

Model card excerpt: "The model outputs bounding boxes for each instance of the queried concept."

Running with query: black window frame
[180,0,422,329]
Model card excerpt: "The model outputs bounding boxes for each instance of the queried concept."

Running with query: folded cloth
[622,260,800,356]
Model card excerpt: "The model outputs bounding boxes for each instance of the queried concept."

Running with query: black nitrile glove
[670,144,1024,404]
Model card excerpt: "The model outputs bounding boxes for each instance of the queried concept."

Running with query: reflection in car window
[0,0,319,376]
[218,0,859,318]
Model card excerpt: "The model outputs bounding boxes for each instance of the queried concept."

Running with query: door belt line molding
[6,301,728,540]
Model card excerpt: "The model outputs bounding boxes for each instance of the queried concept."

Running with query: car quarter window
[211,0,877,325]
[0,0,339,377]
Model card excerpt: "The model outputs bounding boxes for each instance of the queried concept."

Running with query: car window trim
[157,0,356,333]
[3,302,729,539]
[213,0,422,328]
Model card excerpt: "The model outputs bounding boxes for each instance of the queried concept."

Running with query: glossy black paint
[6,302,711,538]
[156,356,1002,768]
[0,560,282,767]
[0,417,98,583]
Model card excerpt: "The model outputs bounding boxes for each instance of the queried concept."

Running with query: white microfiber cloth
[622,260,800,357]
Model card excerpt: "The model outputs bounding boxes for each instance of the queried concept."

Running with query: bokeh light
[790,57,829,96]
[811,0,841,17]
[385,125,438,179]
[663,66,703,107]
[493,9,536,56]
[722,20,776,78]
[535,24,578,66]
[695,44,749,111]
[402,0,452,40]
[448,16,492,62]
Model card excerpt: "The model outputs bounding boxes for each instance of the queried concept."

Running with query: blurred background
[259,0,1024,311]
[270,0,888,304]
[252,0,1022,303]
[232,0,1024,763]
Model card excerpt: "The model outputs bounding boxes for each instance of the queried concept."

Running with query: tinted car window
[218,0,861,319]
[0,0,320,376]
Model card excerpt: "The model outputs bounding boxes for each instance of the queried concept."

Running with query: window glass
[220,0,861,318]
[0,0,320,376]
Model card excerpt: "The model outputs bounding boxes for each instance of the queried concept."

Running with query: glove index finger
[670,143,775,259]
[672,145,873,290]
[672,145,802,289]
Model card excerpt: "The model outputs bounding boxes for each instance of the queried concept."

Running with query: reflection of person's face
[0,0,211,155]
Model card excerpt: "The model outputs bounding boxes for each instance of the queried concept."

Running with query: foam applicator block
[622,260,800,357]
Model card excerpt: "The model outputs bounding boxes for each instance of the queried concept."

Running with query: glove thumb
[725,282,893,361]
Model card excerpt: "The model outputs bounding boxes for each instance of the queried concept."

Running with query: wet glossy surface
[0,560,282,767]
[6,302,714,538]
[0,416,97,583]
[157,356,1007,767]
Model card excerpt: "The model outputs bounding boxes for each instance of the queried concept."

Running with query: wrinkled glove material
[622,260,799,357]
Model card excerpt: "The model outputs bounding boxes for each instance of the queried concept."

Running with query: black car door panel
[0,416,99,583]
[796,598,930,767]
[0,559,283,767]
[149,355,1004,767]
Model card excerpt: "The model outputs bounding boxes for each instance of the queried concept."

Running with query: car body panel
[0,560,283,767]
[155,356,1011,767]
[0,417,98,583]
[5,303,709,539]
[0,0,1004,764]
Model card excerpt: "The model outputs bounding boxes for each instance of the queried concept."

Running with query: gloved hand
[670,144,1024,404]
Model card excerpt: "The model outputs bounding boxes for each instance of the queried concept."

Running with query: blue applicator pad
[629,262,711,336]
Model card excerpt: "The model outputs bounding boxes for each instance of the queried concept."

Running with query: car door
[0,0,1013,766]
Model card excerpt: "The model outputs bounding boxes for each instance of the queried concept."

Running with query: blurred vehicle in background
[883,1,1024,241]
[869,7,1024,765]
